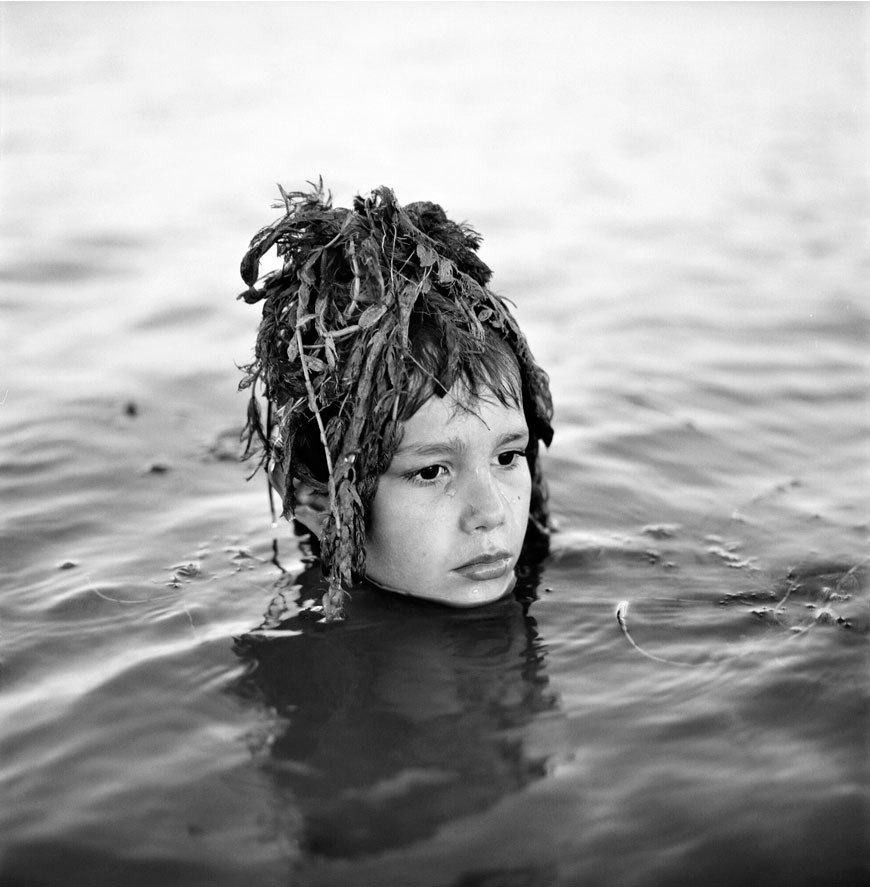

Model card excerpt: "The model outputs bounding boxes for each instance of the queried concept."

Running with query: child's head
[239,181,553,619]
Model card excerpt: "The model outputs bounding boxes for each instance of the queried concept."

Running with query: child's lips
[452,551,513,581]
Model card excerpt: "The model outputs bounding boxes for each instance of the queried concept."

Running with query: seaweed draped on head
[238,180,553,621]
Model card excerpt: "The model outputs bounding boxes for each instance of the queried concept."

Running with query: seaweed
[615,600,693,667]
[238,180,553,621]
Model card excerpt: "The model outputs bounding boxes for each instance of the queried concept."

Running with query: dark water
[1,3,868,886]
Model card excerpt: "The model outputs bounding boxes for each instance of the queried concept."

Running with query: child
[238,181,553,621]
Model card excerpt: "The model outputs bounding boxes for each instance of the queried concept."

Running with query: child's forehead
[397,385,528,446]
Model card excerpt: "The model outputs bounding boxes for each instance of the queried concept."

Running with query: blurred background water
[1,3,868,886]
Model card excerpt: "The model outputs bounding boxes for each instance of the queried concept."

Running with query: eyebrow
[392,428,530,460]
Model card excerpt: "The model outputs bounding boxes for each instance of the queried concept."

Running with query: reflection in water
[233,552,558,860]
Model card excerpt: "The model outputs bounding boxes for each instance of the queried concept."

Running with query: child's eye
[405,464,448,484]
[497,449,527,468]
[418,465,444,480]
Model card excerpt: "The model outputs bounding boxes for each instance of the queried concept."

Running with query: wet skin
[363,386,531,606]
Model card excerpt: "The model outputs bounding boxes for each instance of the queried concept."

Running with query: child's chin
[370,575,516,608]
[442,575,517,607]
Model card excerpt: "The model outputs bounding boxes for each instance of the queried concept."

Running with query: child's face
[364,384,531,607]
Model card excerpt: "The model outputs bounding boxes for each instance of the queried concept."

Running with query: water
[1,3,868,885]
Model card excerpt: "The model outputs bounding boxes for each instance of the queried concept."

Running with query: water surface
[1,4,867,886]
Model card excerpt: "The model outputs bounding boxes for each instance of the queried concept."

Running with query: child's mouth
[452,552,513,581]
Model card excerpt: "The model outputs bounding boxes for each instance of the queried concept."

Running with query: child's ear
[268,461,328,537]
[291,478,329,538]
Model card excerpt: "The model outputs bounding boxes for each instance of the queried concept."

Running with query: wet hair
[294,313,536,519]
[239,181,553,619]
[399,310,523,420]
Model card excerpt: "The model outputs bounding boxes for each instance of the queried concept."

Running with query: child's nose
[459,470,507,533]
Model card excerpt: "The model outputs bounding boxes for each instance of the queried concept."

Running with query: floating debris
[750,606,782,624]
[641,523,681,540]
[707,544,758,570]
[615,600,692,667]
[171,562,202,579]
[720,558,866,635]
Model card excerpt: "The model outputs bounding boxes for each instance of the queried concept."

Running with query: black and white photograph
[1,2,867,886]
